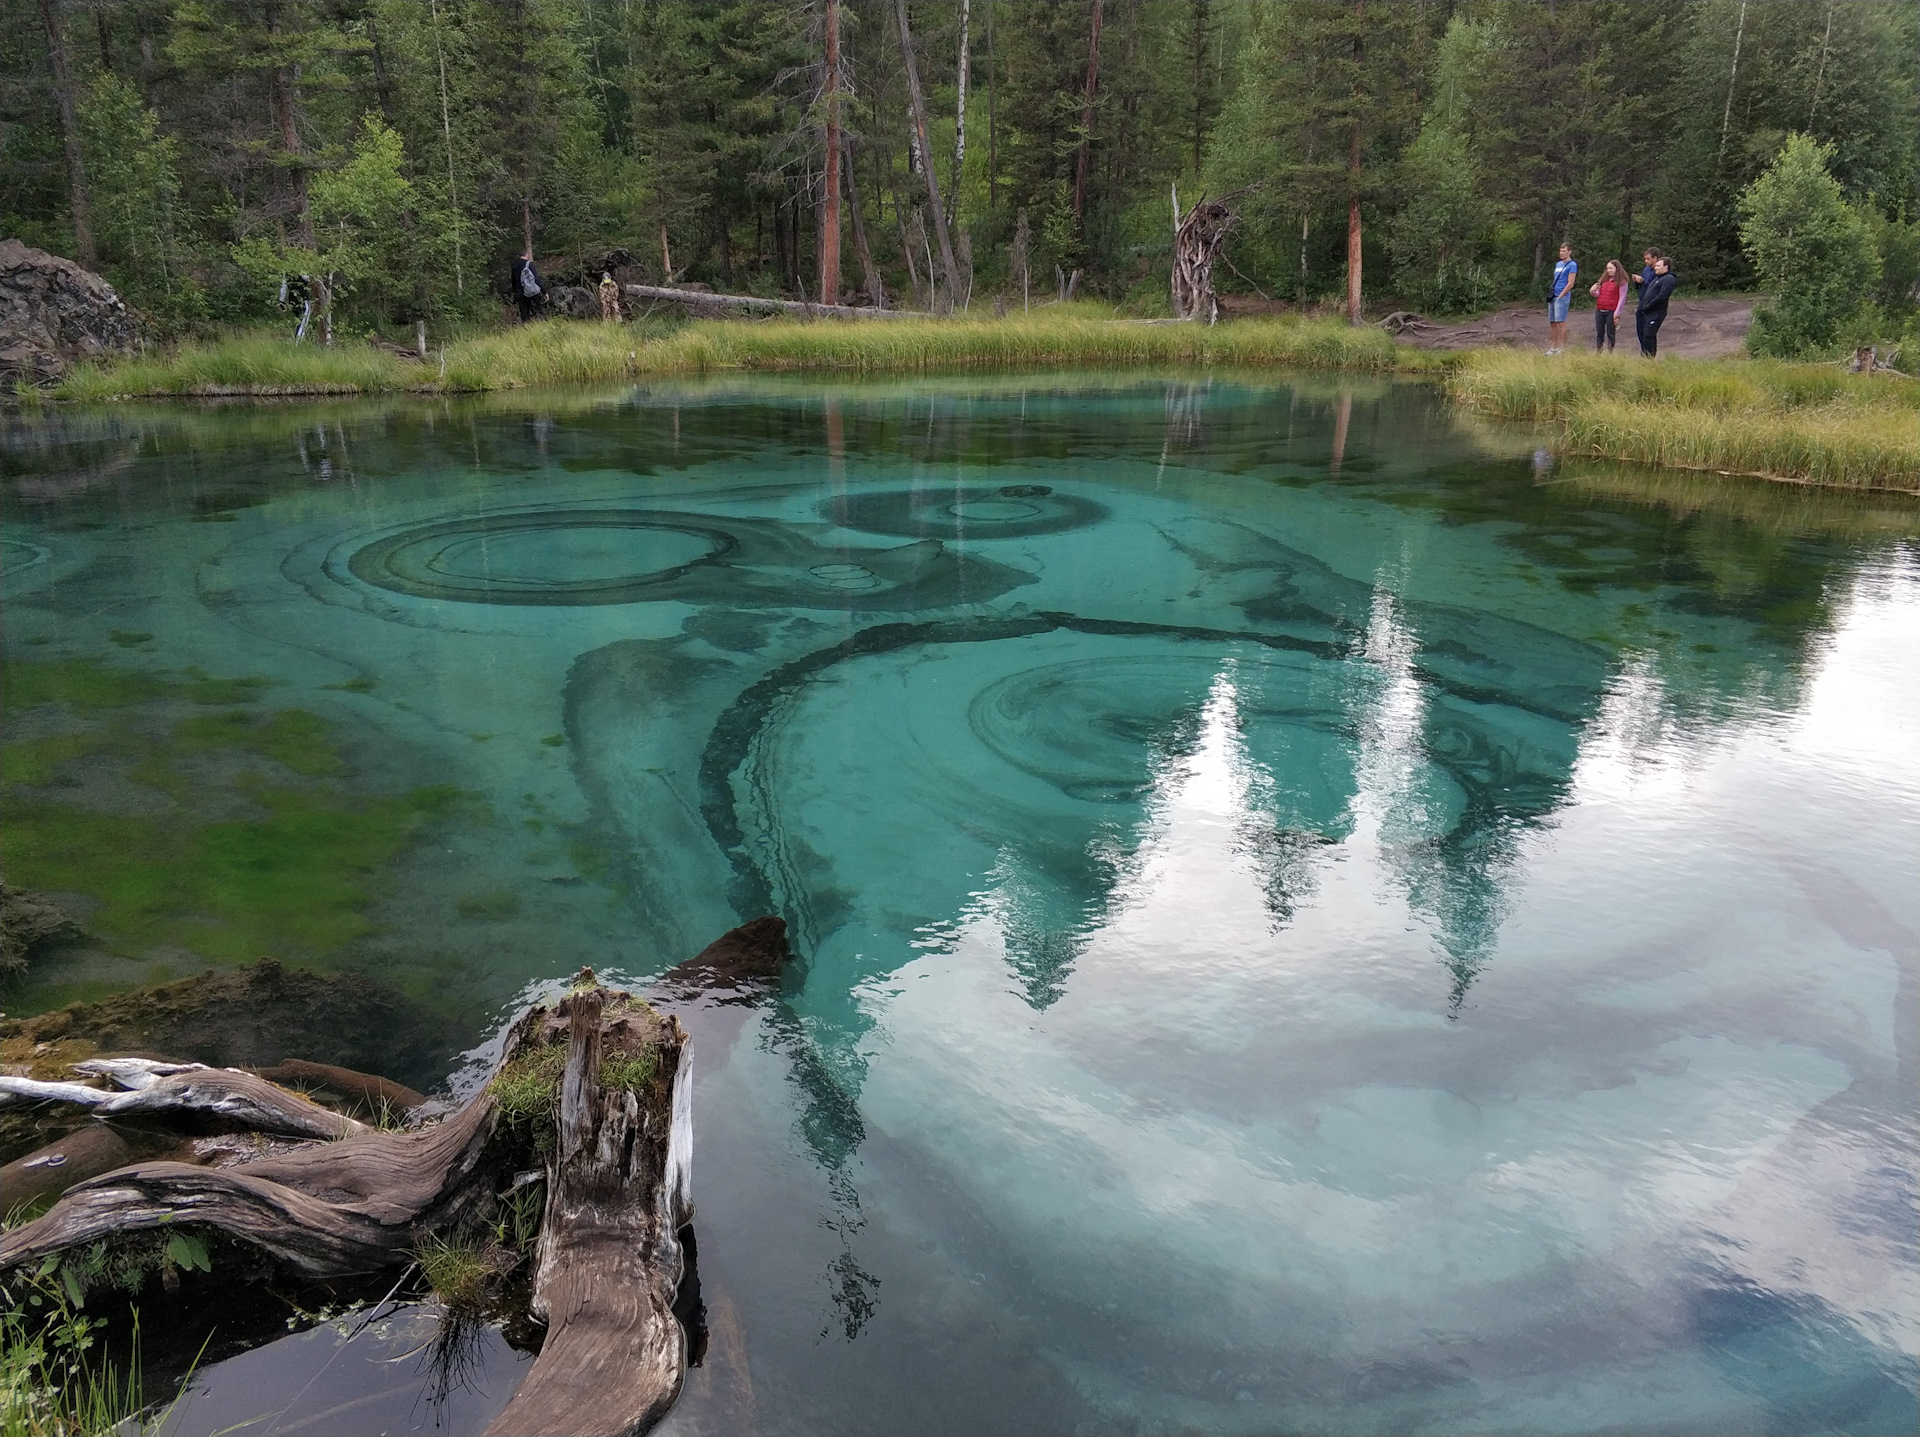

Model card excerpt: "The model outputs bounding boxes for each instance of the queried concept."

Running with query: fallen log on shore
[0,918,790,1437]
[622,282,924,321]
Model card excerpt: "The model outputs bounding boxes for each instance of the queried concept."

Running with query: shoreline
[21,316,1920,495]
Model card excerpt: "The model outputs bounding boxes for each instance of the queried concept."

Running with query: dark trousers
[1595,310,1617,352]
[516,293,537,323]
[1640,311,1665,357]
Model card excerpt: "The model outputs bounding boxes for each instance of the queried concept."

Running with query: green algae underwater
[1,653,477,1009]
[2,375,1917,1437]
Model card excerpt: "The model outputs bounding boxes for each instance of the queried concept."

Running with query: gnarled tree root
[0,927,740,1437]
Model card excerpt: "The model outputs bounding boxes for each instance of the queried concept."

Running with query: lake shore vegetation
[48,315,1919,493]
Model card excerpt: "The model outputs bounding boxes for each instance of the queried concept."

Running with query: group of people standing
[1546,245,1678,357]
[506,249,625,323]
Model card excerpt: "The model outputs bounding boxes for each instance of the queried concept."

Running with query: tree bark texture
[37,0,96,267]
[1171,195,1236,323]
[1072,0,1105,222]
[894,0,961,310]
[842,136,886,308]
[487,992,692,1437]
[819,0,843,305]
[949,0,970,229]
[1346,0,1364,327]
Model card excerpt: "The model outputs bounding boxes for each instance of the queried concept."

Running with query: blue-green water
[3,378,1916,1435]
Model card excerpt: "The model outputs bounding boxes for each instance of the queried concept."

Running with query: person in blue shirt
[1546,243,1578,354]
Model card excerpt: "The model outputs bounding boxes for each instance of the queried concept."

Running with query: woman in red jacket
[1589,259,1627,353]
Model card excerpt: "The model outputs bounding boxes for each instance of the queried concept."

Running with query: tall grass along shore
[52,314,1403,403]
[1447,350,1920,492]
[42,315,1919,493]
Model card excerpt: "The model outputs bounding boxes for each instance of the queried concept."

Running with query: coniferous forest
[3,1,1918,337]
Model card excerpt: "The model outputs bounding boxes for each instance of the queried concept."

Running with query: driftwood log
[0,918,792,1437]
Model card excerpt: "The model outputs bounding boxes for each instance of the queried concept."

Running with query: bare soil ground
[1215,294,1757,360]
[1396,296,1756,359]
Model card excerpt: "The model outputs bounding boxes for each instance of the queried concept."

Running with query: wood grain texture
[487,991,692,1437]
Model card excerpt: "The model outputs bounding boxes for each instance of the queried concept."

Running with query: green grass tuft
[1448,349,1920,490]
[414,1236,500,1314]
[58,332,417,399]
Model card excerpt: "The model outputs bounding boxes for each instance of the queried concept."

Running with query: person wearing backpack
[512,249,543,323]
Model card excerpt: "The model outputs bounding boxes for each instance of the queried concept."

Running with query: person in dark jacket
[511,250,543,323]
[1637,256,1677,357]
[1630,248,1661,353]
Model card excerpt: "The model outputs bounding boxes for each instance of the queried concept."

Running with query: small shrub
[1738,135,1881,357]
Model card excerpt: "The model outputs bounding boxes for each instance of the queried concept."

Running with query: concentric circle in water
[1,538,51,573]
[346,509,735,605]
[826,483,1104,539]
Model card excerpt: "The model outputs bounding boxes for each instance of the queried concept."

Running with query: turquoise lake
[2,377,1916,1434]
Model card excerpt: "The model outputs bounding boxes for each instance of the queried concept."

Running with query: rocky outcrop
[0,885,83,977]
[0,238,139,387]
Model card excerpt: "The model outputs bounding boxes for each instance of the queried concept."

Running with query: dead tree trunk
[1072,0,1105,223]
[0,916,798,1437]
[894,0,961,311]
[37,0,95,268]
[1171,194,1237,323]
[843,135,886,308]
[622,283,921,319]
[819,0,843,305]
[487,990,692,1437]
[948,0,970,230]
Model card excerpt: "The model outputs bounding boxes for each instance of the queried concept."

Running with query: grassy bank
[54,313,1407,402]
[43,315,1918,493]
[1448,350,1920,492]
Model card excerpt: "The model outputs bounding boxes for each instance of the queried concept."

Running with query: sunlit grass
[54,314,1408,401]
[442,313,1407,388]
[1448,350,1920,490]
[56,331,416,399]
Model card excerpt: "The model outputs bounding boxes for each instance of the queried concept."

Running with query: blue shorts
[1548,293,1572,323]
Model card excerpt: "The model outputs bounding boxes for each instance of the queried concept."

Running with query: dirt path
[1215,294,1756,360]
[1394,297,1756,359]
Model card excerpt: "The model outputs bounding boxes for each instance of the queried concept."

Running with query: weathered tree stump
[1171,194,1240,324]
[0,919,788,1437]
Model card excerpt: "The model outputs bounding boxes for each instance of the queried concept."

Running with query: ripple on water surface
[2,380,1915,1436]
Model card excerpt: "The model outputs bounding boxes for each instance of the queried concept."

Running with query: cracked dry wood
[487,991,693,1437]
[0,919,759,1437]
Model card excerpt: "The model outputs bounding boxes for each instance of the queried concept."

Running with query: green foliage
[1387,127,1496,315]
[1863,206,1920,325]
[75,74,199,329]
[1739,135,1881,356]
[601,1047,661,1094]
[5,1,1915,322]
[310,117,421,318]
[0,1236,214,1437]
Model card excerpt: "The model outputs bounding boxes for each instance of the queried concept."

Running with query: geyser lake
[3,376,1915,1436]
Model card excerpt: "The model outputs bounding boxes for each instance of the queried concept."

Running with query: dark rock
[545,284,601,321]
[0,885,84,978]
[0,239,139,388]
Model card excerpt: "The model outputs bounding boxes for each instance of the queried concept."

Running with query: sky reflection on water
[2,379,1914,1435]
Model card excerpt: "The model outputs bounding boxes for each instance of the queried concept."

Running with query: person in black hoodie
[511,249,543,323]
[1637,255,1677,357]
